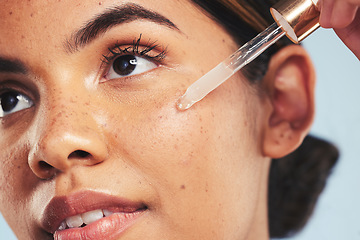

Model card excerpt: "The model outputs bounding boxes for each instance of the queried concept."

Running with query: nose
[28,97,108,179]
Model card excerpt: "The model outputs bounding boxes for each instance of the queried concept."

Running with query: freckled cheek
[114,108,216,207]
[0,147,36,215]
[103,93,212,167]
[98,69,232,186]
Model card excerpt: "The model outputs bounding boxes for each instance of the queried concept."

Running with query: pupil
[113,55,137,76]
[1,92,19,112]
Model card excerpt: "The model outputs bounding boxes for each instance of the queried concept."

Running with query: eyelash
[101,34,167,66]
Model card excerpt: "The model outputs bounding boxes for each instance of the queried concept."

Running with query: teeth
[58,209,113,231]
[66,214,84,228]
[58,221,66,231]
[81,209,104,225]
[103,209,113,217]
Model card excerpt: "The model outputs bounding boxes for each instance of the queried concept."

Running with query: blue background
[1,28,359,239]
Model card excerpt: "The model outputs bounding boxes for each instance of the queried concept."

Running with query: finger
[331,0,358,28]
[346,0,360,4]
[319,0,336,28]
[334,8,360,60]
[319,0,358,28]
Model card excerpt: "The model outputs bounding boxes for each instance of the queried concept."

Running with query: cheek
[103,75,263,238]
[0,142,37,229]
[0,148,25,203]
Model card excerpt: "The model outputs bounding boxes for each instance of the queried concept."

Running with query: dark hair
[190,0,339,238]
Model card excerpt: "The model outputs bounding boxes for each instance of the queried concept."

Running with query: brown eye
[113,55,137,76]
[105,55,157,80]
[0,91,33,117]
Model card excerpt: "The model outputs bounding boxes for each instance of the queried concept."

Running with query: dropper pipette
[177,0,319,110]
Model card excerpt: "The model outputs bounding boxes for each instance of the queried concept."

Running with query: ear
[261,45,316,159]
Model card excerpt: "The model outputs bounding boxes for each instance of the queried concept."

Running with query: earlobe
[262,45,315,159]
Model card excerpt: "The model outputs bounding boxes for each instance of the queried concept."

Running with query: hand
[317,0,360,60]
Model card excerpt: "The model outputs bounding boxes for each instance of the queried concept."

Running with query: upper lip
[41,190,147,234]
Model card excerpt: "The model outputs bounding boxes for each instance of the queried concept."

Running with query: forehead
[0,0,189,28]
[0,0,216,57]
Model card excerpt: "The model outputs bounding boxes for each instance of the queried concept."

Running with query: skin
[318,0,360,59]
[0,0,319,239]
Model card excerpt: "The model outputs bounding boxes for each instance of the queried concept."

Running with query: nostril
[68,150,91,159]
[38,161,53,171]
[37,161,57,179]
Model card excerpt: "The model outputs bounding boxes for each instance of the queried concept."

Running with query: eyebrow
[0,57,28,74]
[65,3,180,53]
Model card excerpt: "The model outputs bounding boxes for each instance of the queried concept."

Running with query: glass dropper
[177,22,285,110]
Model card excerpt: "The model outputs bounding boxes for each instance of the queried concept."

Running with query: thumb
[318,0,358,28]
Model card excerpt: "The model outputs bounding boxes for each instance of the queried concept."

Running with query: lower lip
[53,210,146,240]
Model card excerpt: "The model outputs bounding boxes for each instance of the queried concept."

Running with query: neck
[246,158,271,240]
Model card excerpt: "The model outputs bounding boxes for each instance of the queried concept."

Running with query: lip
[41,190,147,239]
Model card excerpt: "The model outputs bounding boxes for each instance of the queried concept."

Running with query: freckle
[180,185,186,189]
[56,112,63,118]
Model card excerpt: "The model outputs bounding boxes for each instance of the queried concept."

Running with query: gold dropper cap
[270,0,320,43]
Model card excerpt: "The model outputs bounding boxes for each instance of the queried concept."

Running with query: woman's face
[0,0,269,239]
